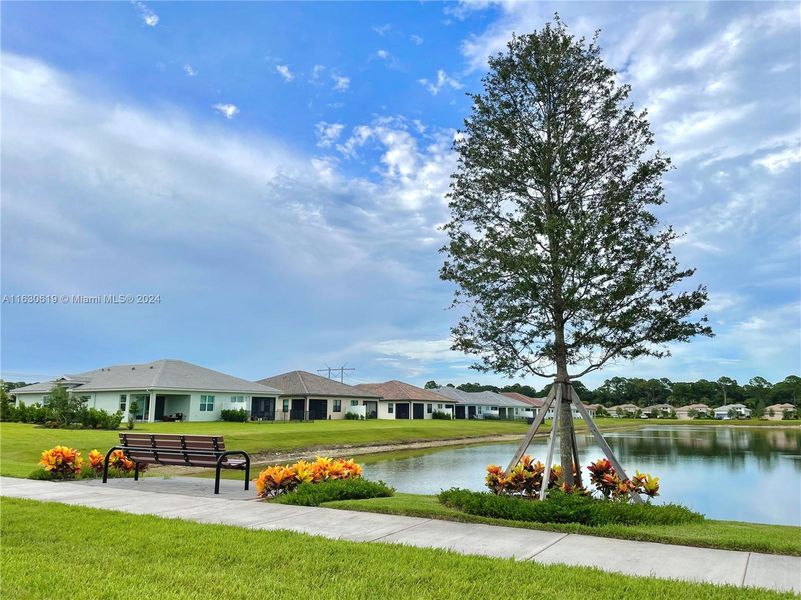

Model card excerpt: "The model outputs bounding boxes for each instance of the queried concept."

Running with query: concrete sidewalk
[1,476,798,594]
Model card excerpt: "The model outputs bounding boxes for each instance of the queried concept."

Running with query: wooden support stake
[570,387,643,504]
[505,385,557,473]
[539,383,562,501]
[567,387,583,488]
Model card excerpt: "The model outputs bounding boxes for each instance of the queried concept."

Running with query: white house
[354,380,455,419]
[256,370,382,420]
[431,387,533,420]
[714,403,752,420]
[11,359,282,422]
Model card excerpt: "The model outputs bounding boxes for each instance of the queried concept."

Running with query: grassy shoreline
[2,498,795,599]
[321,493,801,556]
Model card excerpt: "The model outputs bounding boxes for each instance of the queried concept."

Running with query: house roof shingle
[432,387,532,408]
[354,381,451,402]
[256,371,381,398]
[501,392,546,408]
[12,359,282,395]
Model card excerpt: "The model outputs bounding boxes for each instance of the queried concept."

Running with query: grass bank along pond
[361,425,801,526]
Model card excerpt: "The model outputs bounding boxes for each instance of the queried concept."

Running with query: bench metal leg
[101,446,120,484]
[214,464,222,494]
[134,462,140,481]
[244,454,250,491]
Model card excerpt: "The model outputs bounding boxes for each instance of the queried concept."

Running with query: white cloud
[212,103,239,119]
[311,64,326,81]
[275,65,294,82]
[183,65,197,77]
[373,24,391,36]
[315,121,345,148]
[370,338,464,362]
[1,54,453,323]
[331,74,350,91]
[754,147,801,174]
[418,70,463,95]
[410,34,424,46]
[131,0,159,27]
[377,49,389,59]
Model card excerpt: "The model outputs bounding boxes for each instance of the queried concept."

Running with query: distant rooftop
[13,359,282,395]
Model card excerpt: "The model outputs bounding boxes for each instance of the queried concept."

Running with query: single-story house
[714,403,752,420]
[641,403,674,418]
[675,403,711,420]
[582,403,602,417]
[764,403,796,420]
[501,392,545,417]
[354,380,455,419]
[612,403,640,418]
[11,359,283,422]
[431,387,533,420]
[256,370,381,420]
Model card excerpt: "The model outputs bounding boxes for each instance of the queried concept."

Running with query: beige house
[612,403,640,418]
[256,371,381,420]
[354,380,455,419]
[675,403,711,420]
[764,403,796,420]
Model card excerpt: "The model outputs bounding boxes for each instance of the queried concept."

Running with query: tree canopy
[440,17,711,382]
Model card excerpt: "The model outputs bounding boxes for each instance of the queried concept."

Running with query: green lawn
[0,419,532,477]
[2,498,793,600]
[323,493,801,556]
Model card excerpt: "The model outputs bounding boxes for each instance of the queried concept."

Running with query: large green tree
[440,17,711,485]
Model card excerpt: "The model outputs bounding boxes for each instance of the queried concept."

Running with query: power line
[317,365,355,384]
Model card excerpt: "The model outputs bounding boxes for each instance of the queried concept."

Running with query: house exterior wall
[273,396,379,421]
[14,388,258,422]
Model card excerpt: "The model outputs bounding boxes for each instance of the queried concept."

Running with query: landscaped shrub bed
[275,478,394,506]
[486,455,660,502]
[255,457,364,499]
[439,488,703,526]
[29,445,142,480]
[9,401,122,430]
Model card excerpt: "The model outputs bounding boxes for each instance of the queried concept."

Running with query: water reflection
[362,426,801,526]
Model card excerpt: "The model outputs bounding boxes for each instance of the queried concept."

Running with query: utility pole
[317,366,355,383]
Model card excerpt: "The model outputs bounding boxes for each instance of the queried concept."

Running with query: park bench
[102,433,251,494]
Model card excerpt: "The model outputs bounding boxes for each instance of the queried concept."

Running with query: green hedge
[438,489,703,527]
[275,478,394,506]
[220,409,248,422]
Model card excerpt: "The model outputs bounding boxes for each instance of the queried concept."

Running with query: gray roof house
[12,359,282,422]
[256,370,381,421]
[431,387,533,420]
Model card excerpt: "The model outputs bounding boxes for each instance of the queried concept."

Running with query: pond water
[362,426,801,526]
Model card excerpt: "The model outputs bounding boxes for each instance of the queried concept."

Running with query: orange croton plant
[256,457,363,499]
[39,445,83,479]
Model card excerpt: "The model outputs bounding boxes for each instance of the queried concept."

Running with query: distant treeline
[424,375,800,412]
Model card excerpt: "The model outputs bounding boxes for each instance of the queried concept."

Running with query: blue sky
[1,1,799,389]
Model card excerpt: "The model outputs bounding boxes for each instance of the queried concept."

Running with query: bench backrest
[118,433,227,467]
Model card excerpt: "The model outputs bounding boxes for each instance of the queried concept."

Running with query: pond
[362,426,801,526]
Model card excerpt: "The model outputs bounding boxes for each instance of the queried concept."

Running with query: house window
[230,395,245,404]
[351,400,359,406]
[388,403,394,414]
[283,399,289,412]
[438,404,443,409]
[200,395,215,412]
[427,404,432,413]
[42,395,50,405]
[478,406,483,413]
[119,394,127,412]
[333,399,341,412]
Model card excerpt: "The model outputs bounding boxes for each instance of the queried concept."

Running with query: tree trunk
[554,333,575,487]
